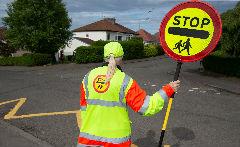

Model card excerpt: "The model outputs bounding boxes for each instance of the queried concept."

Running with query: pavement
[129,56,240,95]
[0,55,239,147]
[0,120,53,147]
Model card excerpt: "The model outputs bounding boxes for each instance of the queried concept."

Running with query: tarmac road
[0,55,240,147]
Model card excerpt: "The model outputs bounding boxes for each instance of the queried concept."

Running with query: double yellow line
[0,98,82,130]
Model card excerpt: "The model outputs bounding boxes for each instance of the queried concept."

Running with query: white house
[63,37,94,56]
[63,18,137,55]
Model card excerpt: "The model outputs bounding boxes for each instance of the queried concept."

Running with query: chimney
[104,18,116,24]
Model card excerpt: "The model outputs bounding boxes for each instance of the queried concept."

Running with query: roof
[0,27,6,41]
[137,29,155,42]
[73,18,137,34]
[74,37,94,45]
[153,32,160,43]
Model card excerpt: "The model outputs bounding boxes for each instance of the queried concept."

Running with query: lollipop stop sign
[160,0,222,62]
[158,1,222,147]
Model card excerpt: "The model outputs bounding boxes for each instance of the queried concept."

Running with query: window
[118,36,122,41]
[107,33,110,40]
[126,35,131,40]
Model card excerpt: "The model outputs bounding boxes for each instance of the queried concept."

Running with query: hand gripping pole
[158,62,182,147]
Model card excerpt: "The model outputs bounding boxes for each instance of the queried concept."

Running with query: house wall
[63,31,135,56]
[11,50,31,57]
[63,38,90,56]
[74,31,135,41]
[107,32,134,41]
[74,31,107,41]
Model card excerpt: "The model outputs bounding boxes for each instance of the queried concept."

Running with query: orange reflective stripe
[162,84,174,98]
[80,84,87,107]
[79,132,131,144]
[126,80,147,112]
[78,136,131,147]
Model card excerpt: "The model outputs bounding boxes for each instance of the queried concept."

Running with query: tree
[2,0,72,56]
[0,27,17,57]
[220,1,240,57]
[0,42,16,57]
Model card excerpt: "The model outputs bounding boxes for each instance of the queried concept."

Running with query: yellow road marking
[76,110,82,131]
[0,98,170,147]
[0,98,81,129]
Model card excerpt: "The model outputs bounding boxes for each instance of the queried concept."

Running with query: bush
[144,44,158,57]
[75,37,145,63]
[120,38,144,60]
[75,46,104,64]
[156,45,165,56]
[92,38,145,60]
[22,53,32,56]
[219,2,240,57]
[0,42,17,57]
[203,50,240,77]
[31,53,52,66]
[91,40,110,47]
[143,44,165,57]
[0,53,52,66]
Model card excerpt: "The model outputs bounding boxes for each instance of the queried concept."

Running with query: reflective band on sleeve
[138,95,151,115]
[87,99,124,107]
[79,132,131,144]
[158,89,168,101]
[80,106,86,111]
[83,73,90,99]
[119,75,131,104]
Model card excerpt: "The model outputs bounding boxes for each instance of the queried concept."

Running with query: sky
[0,0,239,34]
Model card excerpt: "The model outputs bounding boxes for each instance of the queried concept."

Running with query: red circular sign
[93,75,110,93]
[160,1,222,62]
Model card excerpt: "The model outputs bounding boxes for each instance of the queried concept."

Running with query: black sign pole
[158,61,182,147]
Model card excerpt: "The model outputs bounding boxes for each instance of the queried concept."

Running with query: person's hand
[169,80,180,92]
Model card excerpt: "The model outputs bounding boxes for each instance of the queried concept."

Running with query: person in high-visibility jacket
[77,42,180,147]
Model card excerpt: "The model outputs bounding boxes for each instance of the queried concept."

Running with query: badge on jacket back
[93,75,110,93]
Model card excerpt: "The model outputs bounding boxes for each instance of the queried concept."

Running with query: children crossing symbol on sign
[173,38,192,55]
[173,40,183,53]
[182,38,192,55]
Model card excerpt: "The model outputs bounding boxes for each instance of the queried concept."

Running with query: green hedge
[144,44,158,57]
[0,53,52,66]
[203,51,240,77]
[91,38,144,60]
[91,40,110,47]
[75,46,104,63]
[121,38,144,60]
[156,45,165,56]
[144,44,164,57]
[75,38,145,63]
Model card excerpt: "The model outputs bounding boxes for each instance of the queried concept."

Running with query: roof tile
[73,18,137,34]
[137,29,155,42]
